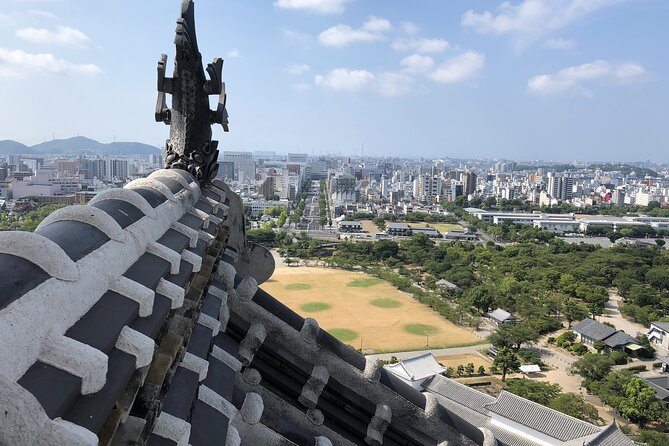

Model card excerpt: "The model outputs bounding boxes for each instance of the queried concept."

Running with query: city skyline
[1,0,668,161]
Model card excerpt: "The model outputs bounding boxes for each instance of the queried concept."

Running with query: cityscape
[1,0,669,446]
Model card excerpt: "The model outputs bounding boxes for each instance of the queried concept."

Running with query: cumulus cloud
[462,0,623,45]
[528,59,648,96]
[391,37,450,54]
[544,37,576,49]
[0,48,101,77]
[16,25,92,48]
[400,21,418,35]
[313,68,413,97]
[315,68,375,91]
[318,16,391,47]
[287,63,311,75]
[274,0,351,14]
[400,54,435,74]
[429,51,486,84]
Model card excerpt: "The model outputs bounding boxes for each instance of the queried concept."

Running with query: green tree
[593,340,606,353]
[564,299,589,328]
[570,353,614,384]
[465,362,475,376]
[493,347,520,382]
[464,285,495,313]
[619,378,664,427]
[548,393,603,425]
[636,429,669,446]
[488,323,540,352]
[505,379,561,406]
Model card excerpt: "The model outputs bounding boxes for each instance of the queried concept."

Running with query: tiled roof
[572,318,617,341]
[423,374,495,415]
[384,352,447,381]
[603,331,638,348]
[643,375,669,400]
[485,391,601,441]
[650,321,669,332]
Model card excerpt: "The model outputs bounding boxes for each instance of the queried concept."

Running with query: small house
[486,308,520,326]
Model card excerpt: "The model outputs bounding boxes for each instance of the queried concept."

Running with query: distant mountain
[0,140,33,155]
[1,136,160,156]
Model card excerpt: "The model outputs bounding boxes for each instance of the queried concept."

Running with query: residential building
[648,322,669,350]
[572,318,640,352]
[463,171,477,196]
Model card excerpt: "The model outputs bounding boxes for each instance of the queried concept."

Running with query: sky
[0,0,668,162]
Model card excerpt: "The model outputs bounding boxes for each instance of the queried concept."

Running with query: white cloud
[28,10,58,20]
[615,62,647,81]
[401,21,418,35]
[227,48,240,58]
[0,48,101,77]
[287,63,311,75]
[528,59,647,96]
[315,68,375,91]
[16,25,92,48]
[274,0,351,14]
[462,0,623,45]
[391,37,450,54]
[318,16,392,47]
[400,54,435,74]
[281,27,312,45]
[429,51,486,84]
[313,67,413,97]
[361,16,392,32]
[544,37,576,49]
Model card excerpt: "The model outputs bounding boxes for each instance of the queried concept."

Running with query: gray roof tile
[485,391,601,441]
[572,318,617,341]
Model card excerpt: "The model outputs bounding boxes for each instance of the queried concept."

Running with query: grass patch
[404,323,440,336]
[329,328,359,342]
[347,278,382,288]
[300,302,331,312]
[370,298,402,308]
[285,283,312,290]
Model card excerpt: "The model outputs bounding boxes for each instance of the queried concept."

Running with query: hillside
[0,136,160,156]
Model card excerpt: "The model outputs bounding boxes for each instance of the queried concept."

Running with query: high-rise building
[416,173,441,202]
[223,151,255,183]
[463,171,477,196]
[105,159,128,180]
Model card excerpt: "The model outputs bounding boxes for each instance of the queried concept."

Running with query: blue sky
[0,0,667,162]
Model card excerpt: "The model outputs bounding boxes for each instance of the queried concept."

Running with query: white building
[223,151,256,183]
[384,353,447,390]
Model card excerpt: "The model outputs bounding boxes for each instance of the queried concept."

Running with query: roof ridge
[489,390,603,429]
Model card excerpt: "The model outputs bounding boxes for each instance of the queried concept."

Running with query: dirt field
[360,220,380,235]
[261,267,479,353]
[435,353,491,371]
[408,223,463,233]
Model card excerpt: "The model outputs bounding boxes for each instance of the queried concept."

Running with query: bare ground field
[261,267,480,353]
[435,353,491,371]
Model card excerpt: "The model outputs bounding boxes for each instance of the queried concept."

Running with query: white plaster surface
[37,205,126,242]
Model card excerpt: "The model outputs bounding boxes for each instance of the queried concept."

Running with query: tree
[564,299,589,328]
[464,285,495,313]
[570,353,614,384]
[636,429,669,446]
[593,340,606,353]
[619,378,664,427]
[493,347,520,381]
[548,393,603,425]
[488,322,540,352]
[505,379,561,406]
[465,362,475,376]
[477,365,486,376]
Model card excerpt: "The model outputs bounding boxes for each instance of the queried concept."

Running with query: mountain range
[0,136,161,156]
